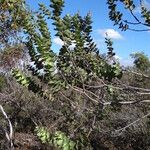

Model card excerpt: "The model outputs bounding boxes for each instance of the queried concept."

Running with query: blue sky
[26,0,150,65]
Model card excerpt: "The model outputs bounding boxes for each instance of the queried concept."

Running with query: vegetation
[0,0,29,72]
[107,0,150,31]
[0,0,150,150]
[131,52,150,72]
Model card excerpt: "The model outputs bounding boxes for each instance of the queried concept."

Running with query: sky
[26,0,150,66]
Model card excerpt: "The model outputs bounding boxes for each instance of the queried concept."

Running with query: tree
[0,0,30,71]
[1,0,150,149]
[10,0,124,149]
[131,52,150,72]
[107,0,150,31]
[0,0,28,45]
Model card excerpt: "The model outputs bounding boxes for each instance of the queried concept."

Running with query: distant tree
[131,52,150,72]
[0,44,27,72]
[0,0,30,71]
[0,0,29,45]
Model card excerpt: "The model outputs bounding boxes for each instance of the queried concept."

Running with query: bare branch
[124,69,150,79]
[103,99,150,106]
[0,105,14,150]
[112,111,150,136]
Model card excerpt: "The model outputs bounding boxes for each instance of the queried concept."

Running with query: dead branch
[0,104,14,150]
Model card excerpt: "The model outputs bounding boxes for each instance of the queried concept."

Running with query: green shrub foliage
[12,0,122,95]
[12,0,123,149]
[35,126,76,150]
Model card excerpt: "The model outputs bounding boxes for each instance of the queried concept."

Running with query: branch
[70,85,99,104]
[106,81,150,92]
[123,69,150,79]
[103,99,150,106]
[0,105,14,150]
[128,27,150,32]
[112,111,150,136]
[137,92,150,95]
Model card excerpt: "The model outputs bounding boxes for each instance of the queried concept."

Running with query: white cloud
[115,55,122,60]
[53,37,64,46]
[53,38,76,49]
[120,58,133,66]
[97,28,123,40]
[114,55,133,66]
